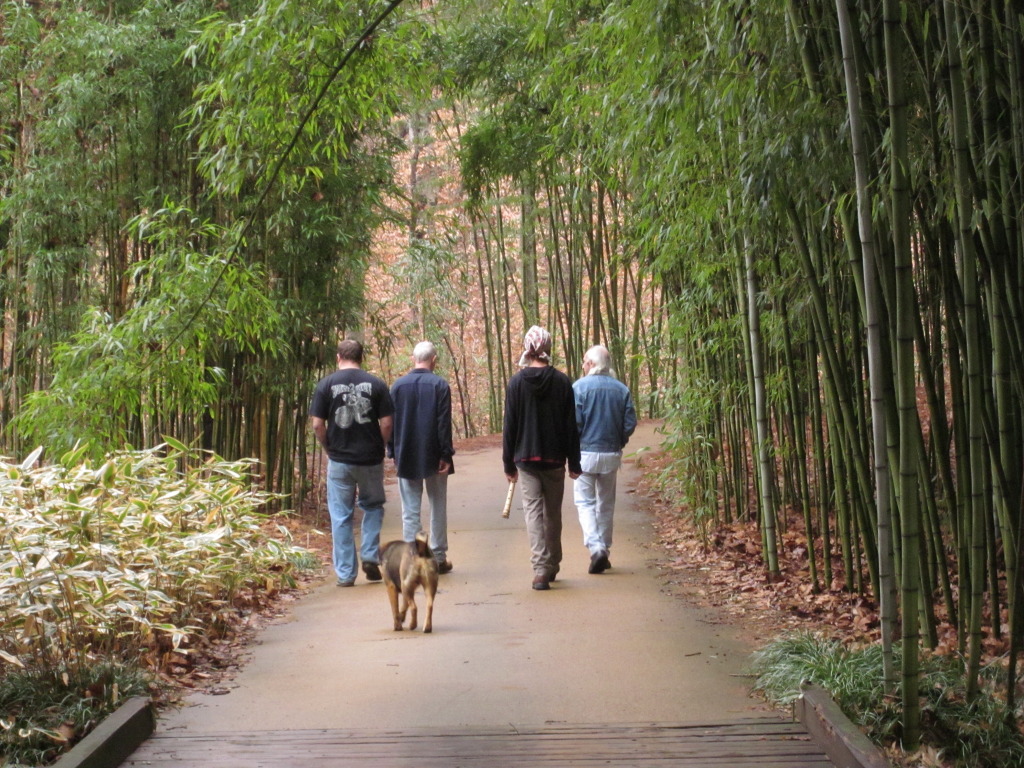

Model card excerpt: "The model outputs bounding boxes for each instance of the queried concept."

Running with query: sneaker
[336,578,355,587]
[361,562,382,581]
[588,550,610,574]
[532,575,550,591]
[437,560,453,574]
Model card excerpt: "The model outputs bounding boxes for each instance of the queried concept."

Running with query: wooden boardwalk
[124,717,835,767]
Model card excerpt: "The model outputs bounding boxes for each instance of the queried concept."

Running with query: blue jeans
[398,474,449,564]
[326,460,386,582]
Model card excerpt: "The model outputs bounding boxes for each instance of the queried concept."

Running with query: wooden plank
[135,722,814,753]
[795,685,889,768]
[131,759,833,766]
[134,737,825,757]
[139,726,812,745]
[126,751,833,768]
[138,718,809,743]
[53,697,154,768]
[125,719,836,768]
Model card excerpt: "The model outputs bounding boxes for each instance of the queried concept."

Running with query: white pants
[573,452,621,555]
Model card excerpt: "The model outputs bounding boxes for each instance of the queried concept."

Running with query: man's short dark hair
[337,339,364,364]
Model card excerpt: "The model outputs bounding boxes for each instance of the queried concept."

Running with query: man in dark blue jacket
[389,341,455,573]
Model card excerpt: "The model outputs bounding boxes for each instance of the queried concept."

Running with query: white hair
[413,341,437,363]
[584,345,615,376]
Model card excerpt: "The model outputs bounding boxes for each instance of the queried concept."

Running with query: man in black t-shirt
[310,339,394,586]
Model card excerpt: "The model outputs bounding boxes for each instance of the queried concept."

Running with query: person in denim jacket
[572,345,637,574]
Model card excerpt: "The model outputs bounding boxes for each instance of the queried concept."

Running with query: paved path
[156,422,769,734]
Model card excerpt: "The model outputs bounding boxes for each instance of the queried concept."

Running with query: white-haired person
[389,341,455,574]
[572,345,637,574]
[502,326,582,591]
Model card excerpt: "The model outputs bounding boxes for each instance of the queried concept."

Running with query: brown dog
[380,532,438,633]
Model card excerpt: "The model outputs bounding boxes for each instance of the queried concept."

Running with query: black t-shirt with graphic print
[309,368,395,465]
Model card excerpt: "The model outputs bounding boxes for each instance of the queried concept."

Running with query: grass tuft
[750,633,1024,767]
[286,548,324,573]
[0,661,154,766]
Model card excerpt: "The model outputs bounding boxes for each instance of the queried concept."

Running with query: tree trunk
[837,0,898,692]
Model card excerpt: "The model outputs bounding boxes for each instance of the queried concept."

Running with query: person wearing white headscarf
[517,325,552,367]
[502,326,582,591]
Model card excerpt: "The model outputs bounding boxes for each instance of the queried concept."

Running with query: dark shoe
[532,575,550,591]
[437,560,453,574]
[362,561,382,581]
[589,550,611,574]
[336,578,355,587]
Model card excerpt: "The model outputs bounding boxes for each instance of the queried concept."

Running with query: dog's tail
[414,530,434,559]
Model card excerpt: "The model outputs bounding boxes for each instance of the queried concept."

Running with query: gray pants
[518,466,565,578]
[398,473,449,563]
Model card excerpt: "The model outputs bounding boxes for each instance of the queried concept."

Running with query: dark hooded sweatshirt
[502,365,582,477]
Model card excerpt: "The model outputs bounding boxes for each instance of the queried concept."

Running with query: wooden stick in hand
[501,479,517,518]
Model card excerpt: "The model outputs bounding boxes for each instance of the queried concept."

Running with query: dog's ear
[414,531,431,558]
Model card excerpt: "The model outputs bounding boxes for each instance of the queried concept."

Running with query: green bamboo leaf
[161,436,191,454]
[99,461,117,489]
[60,442,92,468]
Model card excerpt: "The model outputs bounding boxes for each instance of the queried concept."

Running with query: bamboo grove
[431,0,1024,744]
[0,0,401,504]
[2,0,1024,747]
[0,0,675,498]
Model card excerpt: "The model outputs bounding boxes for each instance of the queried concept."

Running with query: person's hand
[505,471,518,483]
[438,459,451,474]
[569,470,582,480]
